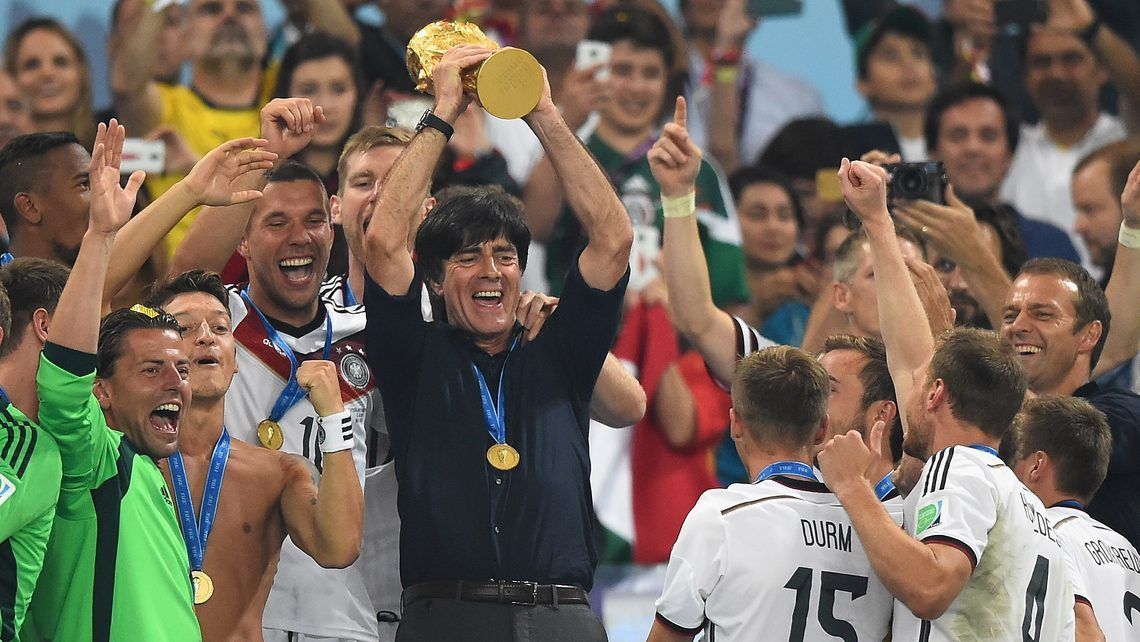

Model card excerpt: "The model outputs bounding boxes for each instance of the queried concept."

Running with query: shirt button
[494,526,501,534]
[495,477,503,485]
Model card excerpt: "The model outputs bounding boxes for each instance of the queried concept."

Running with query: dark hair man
[145,270,363,641]
[1072,138,1140,285]
[353,44,632,639]
[650,346,901,641]
[0,131,91,266]
[820,158,1083,640]
[1001,256,1140,549]
[31,122,200,640]
[1009,395,1137,640]
[922,81,1080,263]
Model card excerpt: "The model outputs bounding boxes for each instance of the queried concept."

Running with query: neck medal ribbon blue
[169,428,230,604]
[240,288,331,450]
[472,335,521,471]
[755,460,818,484]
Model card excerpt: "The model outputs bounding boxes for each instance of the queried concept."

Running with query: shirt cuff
[43,342,97,377]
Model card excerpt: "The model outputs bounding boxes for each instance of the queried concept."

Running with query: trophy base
[476,48,543,120]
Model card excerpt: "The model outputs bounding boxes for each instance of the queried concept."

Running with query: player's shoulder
[0,409,60,481]
[714,478,837,517]
[916,445,1003,495]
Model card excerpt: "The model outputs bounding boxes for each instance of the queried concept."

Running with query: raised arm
[292,0,360,46]
[280,360,364,568]
[589,353,647,427]
[839,159,934,415]
[1093,158,1140,377]
[1049,0,1140,131]
[103,137,276,305]
[523,71,633,291]
[169,98,321,275]
[356,46,491,295]
[654,97,740,385]
[704,0,755,174]
[109,0,164,135]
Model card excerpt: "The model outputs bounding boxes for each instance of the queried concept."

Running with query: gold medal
[487,444,520,471]
[191,570,214,604]
[257,419,284,450]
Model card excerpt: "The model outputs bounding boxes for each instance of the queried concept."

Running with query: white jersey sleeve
[655,492,727,632]
[909,447,998,568]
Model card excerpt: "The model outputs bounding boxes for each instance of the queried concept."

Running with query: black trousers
[396,597,608,642]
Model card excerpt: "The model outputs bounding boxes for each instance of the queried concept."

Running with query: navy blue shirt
[1076,380,1140,549]
[1005,203,1081,264]
[364,258,628,590]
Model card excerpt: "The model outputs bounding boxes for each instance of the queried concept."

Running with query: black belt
[403,581,590,606]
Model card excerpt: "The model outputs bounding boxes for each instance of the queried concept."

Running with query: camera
[884,162,947,204]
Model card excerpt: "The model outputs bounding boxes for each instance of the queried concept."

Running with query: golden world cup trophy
[406,21,544,120]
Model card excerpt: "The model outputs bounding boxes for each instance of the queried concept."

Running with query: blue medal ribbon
[240,288,332,422]
[874,471,896,500]
[471,335,521,447]
[169,429,231,571]
[754,461,818,484]
[342,277,358,306]
[966,443,1000,458]
[1052,500,1084,510]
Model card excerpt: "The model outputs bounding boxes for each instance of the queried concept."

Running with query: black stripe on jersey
[0,423,24,467]
[1,538,15,641]
[720,495,799,515]
[922,448,955,496]
[937,448,953,492]
[772,477,832,493]
[1,407,37,472]
[918,619,931,642]
[922,450,941,496]
[1075,594,1092,606]
[923,535,978,570]
[654,612,704,635]
[90,440,136,642]
[14,428,36,479]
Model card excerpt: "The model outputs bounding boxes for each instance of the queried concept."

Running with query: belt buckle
[504,580,539,605]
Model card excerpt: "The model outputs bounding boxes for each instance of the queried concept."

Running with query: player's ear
[927,378,946,410]
[833,281,850,313]
[1077,320,1102,356]
[729,408,744,442]
[93,378,112,410]
[813,415,829,446]
[32,308,51,343]
[330,194,343,225]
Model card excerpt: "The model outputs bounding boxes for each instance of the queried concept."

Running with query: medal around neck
[487,443,520,470]
[192,570,214,604]
[406,20,543,120]
[257,419,284,450]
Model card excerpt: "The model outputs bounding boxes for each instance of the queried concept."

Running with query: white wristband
[1120,223,1140,250]
[318,410,353,453]
[661,191,696,219]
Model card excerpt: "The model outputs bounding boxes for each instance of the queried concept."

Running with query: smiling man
[1000,257,1140,548]
[32,122,201,641]
[355,43,632,640]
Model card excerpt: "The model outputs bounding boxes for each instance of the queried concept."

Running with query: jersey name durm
[1019,492,1061,545]
[1084,539,1140,572]
[801,519,852,552]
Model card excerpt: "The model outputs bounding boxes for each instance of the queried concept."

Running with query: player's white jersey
[656,475,902,641]
[893,446,1076,641]
[224,283,385,640]
[1049,505,1140,641]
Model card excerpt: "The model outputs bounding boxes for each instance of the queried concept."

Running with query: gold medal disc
[257,419,284,450]
[475,48,543,120]
[487,444,520,470]
[191,570,214,605]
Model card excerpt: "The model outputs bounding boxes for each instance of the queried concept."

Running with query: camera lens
[898,168,925,195]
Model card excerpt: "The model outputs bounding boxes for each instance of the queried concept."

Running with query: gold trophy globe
[407,21,543,120]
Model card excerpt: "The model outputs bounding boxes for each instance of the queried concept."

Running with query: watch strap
[417,110,454,141]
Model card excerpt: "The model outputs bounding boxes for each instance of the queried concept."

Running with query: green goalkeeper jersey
[27,344,200,642]
[0,397,61,642]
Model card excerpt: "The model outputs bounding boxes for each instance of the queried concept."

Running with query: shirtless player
[144,270,363,641]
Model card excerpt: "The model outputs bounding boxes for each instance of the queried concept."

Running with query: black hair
[729,165,805,231]
[0,257,69,358]
[145,270,230,315]
[856,5,932,80]
[415,186,531,288]
[587,4,676,71]
[757,118,844,181]
[924,82,1020,156]
[97,306,183,378]
[273,33,363,141]
[970,200,1028,278]
[0,132,83,234]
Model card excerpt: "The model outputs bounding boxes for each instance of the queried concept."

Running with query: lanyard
[0,253,12,266]
[874,471,896,500]
[471,335,520,445]
[1052,500,1084,510]
[967,443,1000,458]
[169,429,230,571]
[240,288,332,422]
[341,276,358,306]
[754,461,818,484]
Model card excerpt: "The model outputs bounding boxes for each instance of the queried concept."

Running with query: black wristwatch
[416,109,454,141]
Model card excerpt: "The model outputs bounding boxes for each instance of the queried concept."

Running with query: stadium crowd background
[1,0,1140,640]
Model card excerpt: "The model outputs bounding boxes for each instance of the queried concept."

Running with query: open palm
[184,137,277,206]
[88,119,145,236]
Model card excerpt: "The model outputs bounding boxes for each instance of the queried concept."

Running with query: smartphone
[575,40,612,81]
[994,0,1047,27]
[746,0,804,19]
[815,167,843,204]
[386,96,434,132]
[120,138,165,174]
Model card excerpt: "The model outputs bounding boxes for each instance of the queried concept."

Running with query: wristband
[1120,222,1140,249]
[317,410,354,453]
[661,191,696,219]
[711,47,742,66]
[714,65,740,84]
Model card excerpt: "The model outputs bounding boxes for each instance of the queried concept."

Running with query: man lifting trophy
[406,20,544,119]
